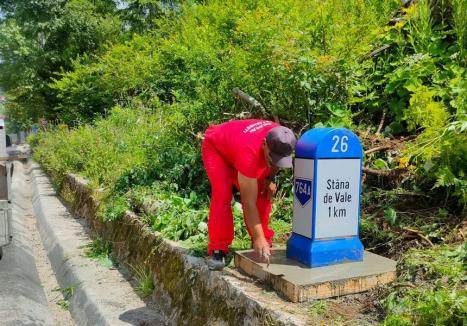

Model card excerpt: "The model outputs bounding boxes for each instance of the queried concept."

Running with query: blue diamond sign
[294,178,312,206]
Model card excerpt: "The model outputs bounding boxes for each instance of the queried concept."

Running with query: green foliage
[53,285,75,310]
[401,243,466,283]
[381,244,467,325]
[101,195,130,222]
[52,0,399,127]
[352,0,466,208]
[31,1,419,257]
[29,0,465,251]
[382,288,466,326]
[119,0,179,34]
[51,35,161,124]
[56,299,70,310]
[146,190,209,241]
[82,238,116,267]
[123,185,251,249]
[384,207,398,226]
[0,0,122,130]
[308,300,327,316]
[360,212,395,252]
[37,0,464,208]
[31,107,155,188]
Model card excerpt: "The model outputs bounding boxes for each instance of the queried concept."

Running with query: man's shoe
[206,250,226,271]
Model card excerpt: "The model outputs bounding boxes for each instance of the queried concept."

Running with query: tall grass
[30,106,161,189]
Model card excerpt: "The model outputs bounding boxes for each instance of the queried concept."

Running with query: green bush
[381,244,467,325]
[0,0,123,130]
[52,0,399,126]
[46,0,466,207]
[31,107,151,188]
[352,0,466,208]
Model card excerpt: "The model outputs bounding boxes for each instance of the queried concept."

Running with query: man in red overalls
[202,119,297,269]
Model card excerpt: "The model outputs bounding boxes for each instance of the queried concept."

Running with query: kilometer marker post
[235,128,396,301]
[287,128,364,267]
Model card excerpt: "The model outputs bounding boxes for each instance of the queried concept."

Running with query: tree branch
[364,145,393,155]
[362,167,407,177]
[232,88,268,117]
[401,227,434,247]
[376,110,386,134]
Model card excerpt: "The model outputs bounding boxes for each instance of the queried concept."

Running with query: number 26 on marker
[331,135,348,153]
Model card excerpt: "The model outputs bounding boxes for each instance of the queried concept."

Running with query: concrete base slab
[235,248,396,302]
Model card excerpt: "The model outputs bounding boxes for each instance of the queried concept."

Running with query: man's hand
[259,178,276,199]
[253,236,271,260]
[265,180,276,198]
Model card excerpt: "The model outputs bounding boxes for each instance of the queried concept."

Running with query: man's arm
[238,172,271,258]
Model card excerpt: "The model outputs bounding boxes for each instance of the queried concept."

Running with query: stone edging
[59,171,306,325]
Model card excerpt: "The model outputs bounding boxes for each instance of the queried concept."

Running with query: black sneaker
[206,250,226,270]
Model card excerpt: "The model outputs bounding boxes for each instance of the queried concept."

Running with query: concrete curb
[29,163,166,326]
[0,162,54,326]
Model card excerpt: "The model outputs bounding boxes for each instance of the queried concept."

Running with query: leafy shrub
[148,192,208,241]
[45,0,466,208]
[382,288,466,326]
[400,243,466,283]
[32,106,160,188]
[125,185,247,243]
[52,0,399,127]
[101,195,130,222]
[381,244,467,325]
[352,0,466,208]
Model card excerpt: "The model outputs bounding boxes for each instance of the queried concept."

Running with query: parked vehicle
[0,161,12,260]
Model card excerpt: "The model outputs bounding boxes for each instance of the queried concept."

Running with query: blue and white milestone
[287,128,364,268]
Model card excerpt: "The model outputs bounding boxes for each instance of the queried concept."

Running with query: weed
[384,208,398,226]
[56,299,70,310]
[308,300,327,316]
[100,195,129,222]
[53,285,75,297]
[401,243,466,283]
[183,235,208,257]
[52,285,75,310]
[81,238,117,267]
[360,213,394,252]
[129,264,155,298]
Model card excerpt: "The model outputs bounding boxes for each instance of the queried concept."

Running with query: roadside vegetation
[129,264,155,298]
[381,243,466,325]
[0,0,465,324]
[82,238,117,268]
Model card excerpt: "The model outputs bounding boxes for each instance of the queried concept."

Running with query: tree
[0,0,122,130]
[119,0,180,34]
